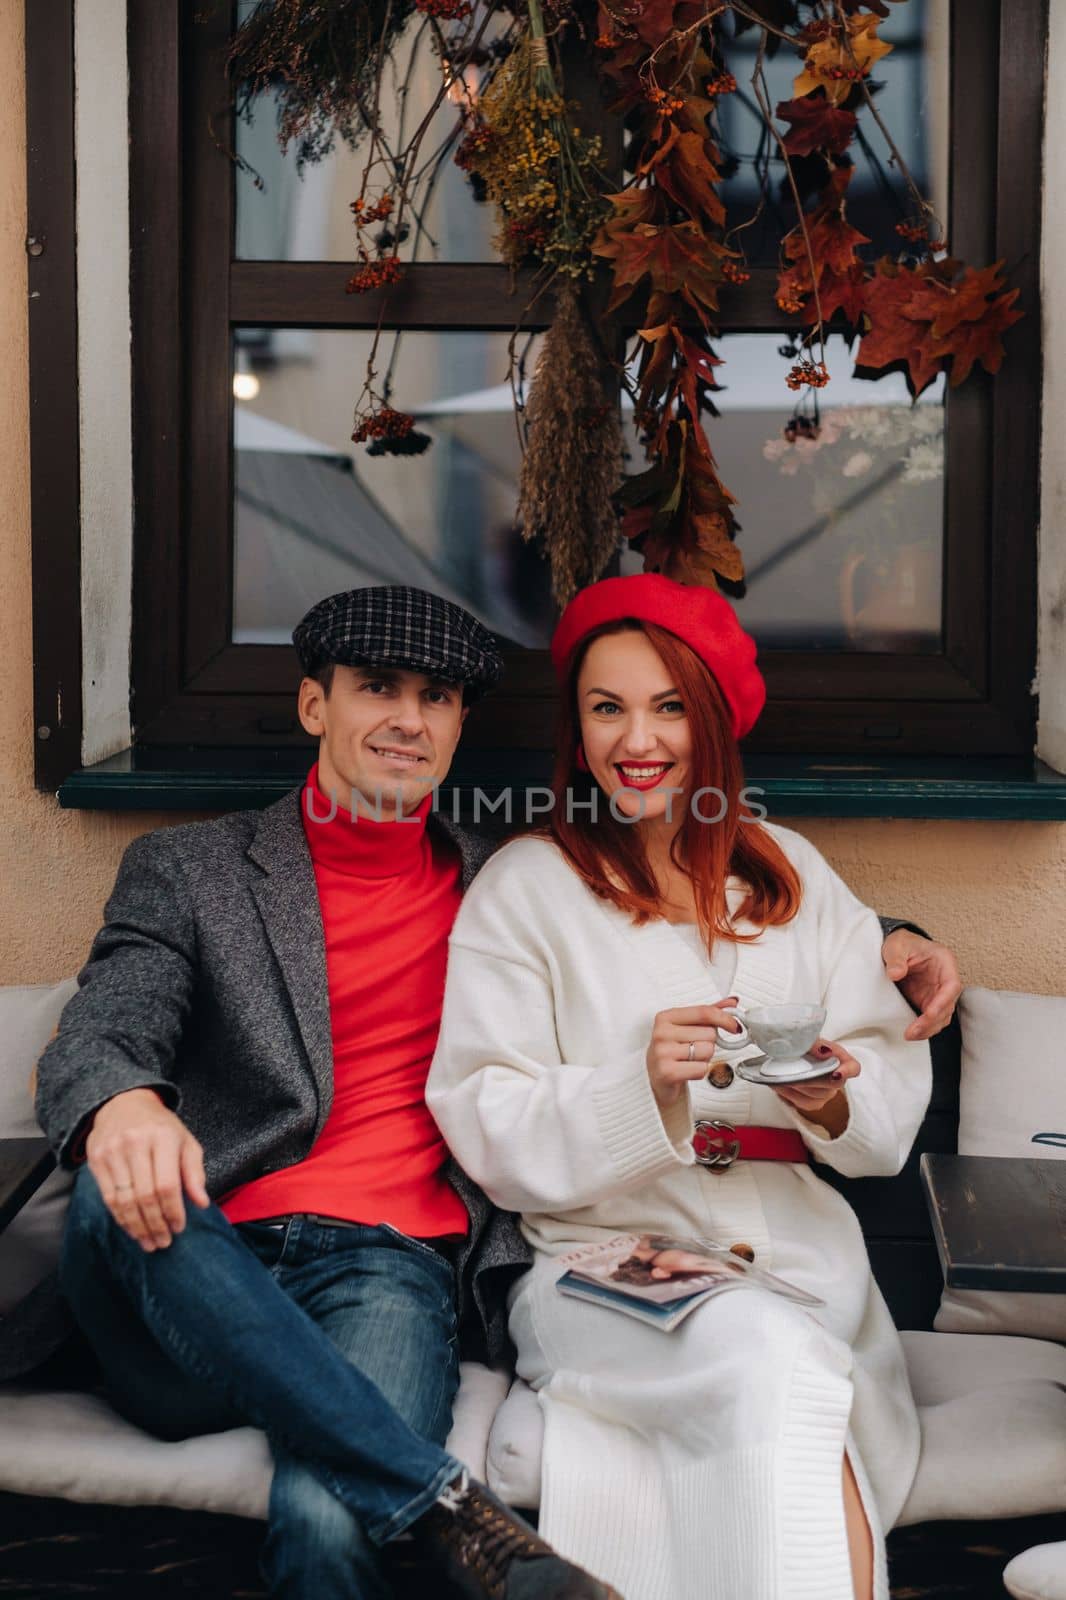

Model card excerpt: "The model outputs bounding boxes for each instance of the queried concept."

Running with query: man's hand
[85,1088,209,1251]
[882,928,963,1042]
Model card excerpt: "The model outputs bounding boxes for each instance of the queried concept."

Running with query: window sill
[55,749,1066,820]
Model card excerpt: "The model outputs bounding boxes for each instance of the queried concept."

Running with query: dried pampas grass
[517,286,623,605]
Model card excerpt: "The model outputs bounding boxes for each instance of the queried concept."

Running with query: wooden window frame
[30,0,1046,790]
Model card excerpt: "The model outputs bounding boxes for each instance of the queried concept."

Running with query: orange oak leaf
[643,511,746,588]
[654,130,727,229]
[794,17,893,106]
[776,92,858,157]
[594,218,726,318]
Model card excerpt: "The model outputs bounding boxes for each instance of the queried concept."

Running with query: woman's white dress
[427,823,931,1600]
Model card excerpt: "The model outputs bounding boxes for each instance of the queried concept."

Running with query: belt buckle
[693,1119,741,1169]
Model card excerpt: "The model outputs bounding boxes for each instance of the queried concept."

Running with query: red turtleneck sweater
[220,765,468,1238]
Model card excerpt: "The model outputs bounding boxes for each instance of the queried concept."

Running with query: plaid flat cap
[292,586,504,696]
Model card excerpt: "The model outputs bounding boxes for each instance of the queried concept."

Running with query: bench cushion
[1004,1541,1066,1600]
[0,1361,510,1519]
[0,981,77,1319]
[485,1332,1066,1523]
[936,987,1066,1341]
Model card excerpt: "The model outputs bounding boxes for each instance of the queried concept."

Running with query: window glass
[620,333,945,653]
[231,328,553,648]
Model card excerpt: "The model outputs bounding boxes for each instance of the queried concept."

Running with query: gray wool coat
[25,790,533,1378]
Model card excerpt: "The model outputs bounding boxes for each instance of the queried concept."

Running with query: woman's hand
[646,999,741,1109]
[773,1038,860,1138]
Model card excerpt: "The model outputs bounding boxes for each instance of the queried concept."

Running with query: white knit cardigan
[427,824,932,1598]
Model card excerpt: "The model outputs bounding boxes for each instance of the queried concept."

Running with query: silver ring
[687,1041,697,1062]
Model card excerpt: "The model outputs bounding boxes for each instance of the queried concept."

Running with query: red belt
[692,1121,808,1169]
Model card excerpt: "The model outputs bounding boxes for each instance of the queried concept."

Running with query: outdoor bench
[1,977,1064,1599]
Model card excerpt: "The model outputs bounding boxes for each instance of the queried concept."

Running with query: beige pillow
[0,980,78,1318]
[934,986,1066,1340]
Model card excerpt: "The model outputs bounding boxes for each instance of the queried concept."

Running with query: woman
[427,574,931,1600]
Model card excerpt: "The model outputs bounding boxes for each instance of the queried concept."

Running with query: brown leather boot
[412,1470,623,1600]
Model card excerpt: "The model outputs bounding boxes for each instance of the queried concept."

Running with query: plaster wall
[0,0,1064,994]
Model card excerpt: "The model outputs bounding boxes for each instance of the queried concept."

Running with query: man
[33,586,960,1600]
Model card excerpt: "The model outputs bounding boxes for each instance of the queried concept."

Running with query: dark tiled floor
[1,1494,1063,1598]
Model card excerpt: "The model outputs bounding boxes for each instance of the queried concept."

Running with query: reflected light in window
[233,370,260,401]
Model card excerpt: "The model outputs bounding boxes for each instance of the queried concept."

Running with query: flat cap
[292,586,504,697]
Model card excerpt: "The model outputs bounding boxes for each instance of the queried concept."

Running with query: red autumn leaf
[619,423,743,589]
[654,130,726,229]
[776,93,858,157]
[777,168,869,326]
[805,210,870,279]
[856,259,948,397]
[817,262,868,325]
[858,255,1024,394]
[938,287,1023,386]
[909,260,1013,340]
[642,433,744,587]
[629,0,706,48]
[670,330,724,439]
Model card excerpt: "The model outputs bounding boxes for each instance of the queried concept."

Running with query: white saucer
[735,1051,840,1088]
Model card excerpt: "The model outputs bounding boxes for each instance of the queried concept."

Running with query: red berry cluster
[722,260,750,285]
[352,407,416,445]
[896,220,947,252]
[351,194,394,226]
[595,32,616,48]
[776,291,806,314]
[784,416,820,443]
[785,360,830,392]
[414,0,472,16]
[705,71,737,96]
[821,64,868,82]
[345,256,403,294]
[507,218,549,253]
[646,83,686,114]
[454,123,494,172]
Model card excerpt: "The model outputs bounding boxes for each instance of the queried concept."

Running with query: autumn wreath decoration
[227,0,1022,602]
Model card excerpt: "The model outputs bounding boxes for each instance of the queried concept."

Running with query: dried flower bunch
[456,3,606,278]
[225,0,1023,596]
[226,0,415,168]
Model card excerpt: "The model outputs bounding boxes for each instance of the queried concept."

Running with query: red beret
[550,574,766,740]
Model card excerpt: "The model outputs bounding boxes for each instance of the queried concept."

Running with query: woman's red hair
[547,620,801,947]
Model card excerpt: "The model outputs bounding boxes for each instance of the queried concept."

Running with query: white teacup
[717,1003,826,1077]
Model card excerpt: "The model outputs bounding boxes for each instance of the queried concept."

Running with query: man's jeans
[59,1168,464,1600]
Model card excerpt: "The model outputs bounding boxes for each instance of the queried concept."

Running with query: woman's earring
[575,743,590,773]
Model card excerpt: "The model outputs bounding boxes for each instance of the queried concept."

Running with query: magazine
[556,1233,825,1331]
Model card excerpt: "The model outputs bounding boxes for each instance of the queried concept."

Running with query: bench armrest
[0,1137,55,1236]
